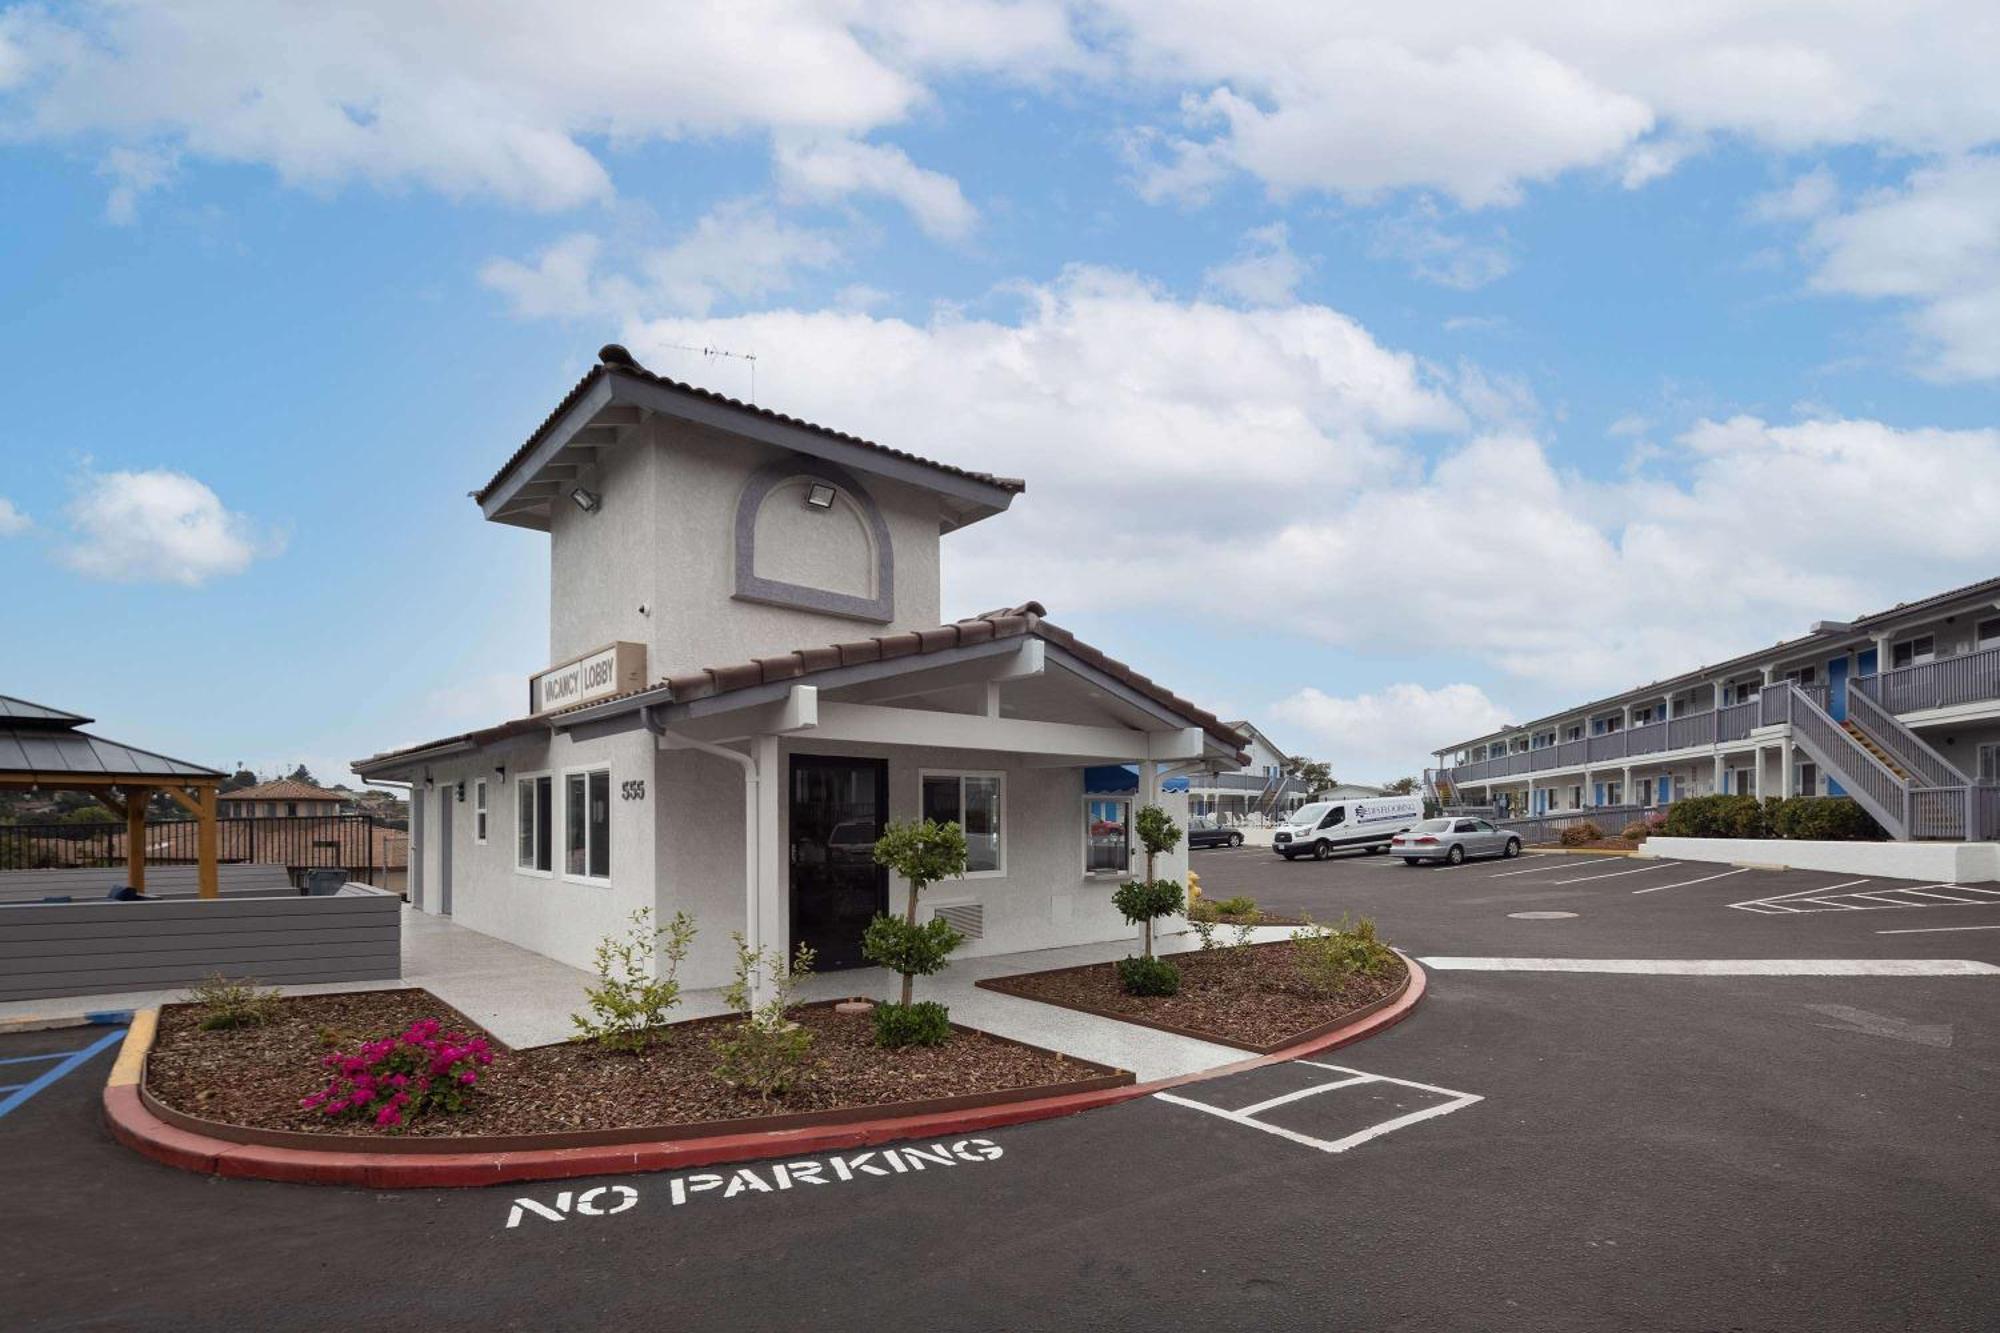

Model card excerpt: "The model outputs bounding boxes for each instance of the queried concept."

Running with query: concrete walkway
[1,907,1297,1083]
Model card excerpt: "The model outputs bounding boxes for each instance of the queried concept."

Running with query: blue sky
[2,3,1998,782]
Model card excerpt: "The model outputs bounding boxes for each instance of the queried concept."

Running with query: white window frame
[919,769,1006,879]
[1891,634,1936,670]
[1976,743,1999,783]
[515,769,554,878]
[559,765,613,886]
[1978,618,2000,652]
[1796,761,1819,796]
[1081,795,1132,877]
[473,779,488,845]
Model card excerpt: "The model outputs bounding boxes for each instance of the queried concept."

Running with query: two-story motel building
[354,346,1245,991]
[1430,577,2000,843]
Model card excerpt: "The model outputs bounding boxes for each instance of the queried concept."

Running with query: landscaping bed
[977,941,1408,1054]
[143,988,1129,1146]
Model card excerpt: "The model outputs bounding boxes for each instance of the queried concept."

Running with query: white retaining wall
[1641,837,2000,883]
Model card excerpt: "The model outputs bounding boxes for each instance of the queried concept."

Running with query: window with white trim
[1976,743,1998,782]
[1796,761,1819,796]
[921,771,1003,875]
[1084,797,1131,875]
[1891,635,1936,669]
[474,780,488,844]
[1784,665,1816,687]
[1978,618,2000,651]
[516,773,552,873]
[564,769,611,880]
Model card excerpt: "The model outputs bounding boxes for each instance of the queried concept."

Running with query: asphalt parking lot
[6,849,1998,1331]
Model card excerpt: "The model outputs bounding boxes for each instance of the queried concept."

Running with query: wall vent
[930,900,984,940]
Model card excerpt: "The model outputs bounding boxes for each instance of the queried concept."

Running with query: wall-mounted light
[455,780,466,803]
[804,482,836,510]
[423,772,434,789]
[570,486,602,513]
[494,763,507,785]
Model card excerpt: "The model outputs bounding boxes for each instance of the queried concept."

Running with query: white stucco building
[355,345,1247,989]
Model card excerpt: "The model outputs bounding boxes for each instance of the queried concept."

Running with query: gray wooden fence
[0,881,401,1002]
[0,864,286,905]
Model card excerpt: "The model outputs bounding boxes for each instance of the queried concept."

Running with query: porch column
[753,733,782,983]
[195,784,219,899]
[1712,753,1724,796]
[125,786,148,893]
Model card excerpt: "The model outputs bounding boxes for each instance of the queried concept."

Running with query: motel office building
[1429,577,2000,843]
[355,346,1245,991]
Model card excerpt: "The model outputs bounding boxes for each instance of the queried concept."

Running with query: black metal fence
[0,814,399,886]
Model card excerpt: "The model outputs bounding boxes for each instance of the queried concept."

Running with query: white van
[1273,796,1424,860]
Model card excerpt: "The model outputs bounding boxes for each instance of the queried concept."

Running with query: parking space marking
[1552,861,1680,885]
[1417,956,2000,975]
[0,1026,126,1120]
[1876,923,2000,935]
[1489,856,1620,878]
[1632,867,1750,895]
[1153,1061,1483,1154]
[1730,881,2000,915]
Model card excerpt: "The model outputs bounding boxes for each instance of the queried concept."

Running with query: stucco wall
[1643,836,2000,883]
[549,440,659,668]
[415,725,659,977]
[752,478,876,599]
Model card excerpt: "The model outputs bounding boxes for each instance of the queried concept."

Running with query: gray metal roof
[0,695,92,727]
[0,695,223,781]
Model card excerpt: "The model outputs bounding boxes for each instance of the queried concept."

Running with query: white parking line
[1631,867,1750,895]
[1898,888,1998,904]
[1417,956,2000,975]
[1154,1062,1483,1154]
[1725,878,1872,911]
[1552,861,1680,885]
[1489,856,1619,877]
[1876,924,2000,935]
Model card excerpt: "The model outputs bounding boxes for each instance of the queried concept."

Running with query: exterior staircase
[1840,720,1910,781]
[1775,681,1980,841]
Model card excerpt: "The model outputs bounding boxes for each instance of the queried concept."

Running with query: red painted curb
[105,956,1427,1189]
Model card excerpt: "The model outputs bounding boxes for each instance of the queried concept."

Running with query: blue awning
[1082,764,1191,794]
[1161,775,1189,792]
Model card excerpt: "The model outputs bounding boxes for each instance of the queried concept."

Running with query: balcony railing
[1853,642,2000,714]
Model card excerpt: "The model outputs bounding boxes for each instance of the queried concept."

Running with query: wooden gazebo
[0,695,225,898]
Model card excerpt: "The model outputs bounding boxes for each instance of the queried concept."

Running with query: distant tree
[222,767,258,793]
[1287,758,1334,798]
[287,763,319,786]
[1379,776,1419,795]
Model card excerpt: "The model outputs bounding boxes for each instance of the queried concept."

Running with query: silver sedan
[1391,816,1522,866]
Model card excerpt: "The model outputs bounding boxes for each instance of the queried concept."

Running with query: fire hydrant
[1187,869,1202,901]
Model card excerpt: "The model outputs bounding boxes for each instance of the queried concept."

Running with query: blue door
[1827,655,1850,720]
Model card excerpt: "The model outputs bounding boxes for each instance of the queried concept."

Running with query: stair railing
[1778,682,1914,840]
[1847,687,1970,788]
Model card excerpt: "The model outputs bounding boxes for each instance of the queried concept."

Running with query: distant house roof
[476,344,1026,532]
[356,602,1250,775]
[221,779,349,804]
[0,695,223,784]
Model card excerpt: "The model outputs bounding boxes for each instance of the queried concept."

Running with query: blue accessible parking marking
[0,1026,127,1121]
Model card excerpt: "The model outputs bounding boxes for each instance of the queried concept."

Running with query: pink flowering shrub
[301,1017,496,1131]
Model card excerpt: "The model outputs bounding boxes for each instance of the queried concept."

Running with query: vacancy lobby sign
[530,641,647,716]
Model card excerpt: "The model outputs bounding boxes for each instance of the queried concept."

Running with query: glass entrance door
[789,755,889,971]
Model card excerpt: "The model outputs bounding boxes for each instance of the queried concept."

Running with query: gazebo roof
[0,694,223,785]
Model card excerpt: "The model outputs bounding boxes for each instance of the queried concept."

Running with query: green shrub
[1115,955,1181,996]
[1210,895,1259,916]
[1769,796,1886,841]
[712,935,815,1100]
[572,908,697,1053]
[1289,915,1396,997]
[1558,820,1602,847]
[1661,794,1770,838]
[869,818,970,1011]
[1112,877,1185,961]
[871,1000,954,1048]
[1619,821,1650,842]
[183,973,281,1031]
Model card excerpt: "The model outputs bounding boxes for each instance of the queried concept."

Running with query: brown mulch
[145,990,1103,1139]
[983,942,1405,1049]
[1195,909,1306,927]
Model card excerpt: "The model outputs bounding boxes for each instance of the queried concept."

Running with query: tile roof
[357,602,1248,770]
[220,779,350,803]
[475,344,1028,506]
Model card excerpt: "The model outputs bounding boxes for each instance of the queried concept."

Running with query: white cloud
[59,468,277,586]
[0,497,28,535]
[97,144,178,224]
[1201,223,1310,305]
[774,137,977,240]
[1270,682,1513,781]
[1749,166,1839,223]
[611,273,2000,706]
[481,202,842,321]
[1803,154,2000,380]
[1102,3,2000,207]
[1370,204,1516,290]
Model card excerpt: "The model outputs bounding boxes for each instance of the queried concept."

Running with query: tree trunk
[901,876,921,1007]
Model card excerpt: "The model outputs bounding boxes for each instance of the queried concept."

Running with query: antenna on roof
[660,342,758,402]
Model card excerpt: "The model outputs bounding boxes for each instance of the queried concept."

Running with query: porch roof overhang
[475,345,1025,535]
[353,603,1250,778]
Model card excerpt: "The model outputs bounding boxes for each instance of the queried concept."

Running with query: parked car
[1391,817,1521,866]
[1186,816,1244,849]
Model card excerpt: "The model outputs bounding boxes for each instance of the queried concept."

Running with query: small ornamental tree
[572,908,697,1053]
[1112,804,1186,997]
[866,819,969,1019]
